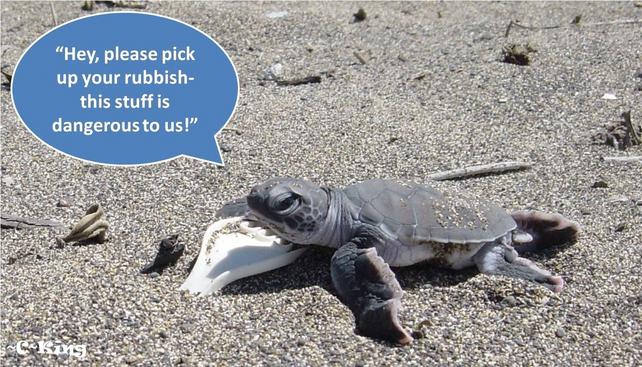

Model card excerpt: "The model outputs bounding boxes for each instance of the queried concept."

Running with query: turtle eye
[273,193,300,215]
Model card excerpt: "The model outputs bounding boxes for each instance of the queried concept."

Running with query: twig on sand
[505,18,642,37]
[276,75,321,86]
[49,1,58,26]
[427,161,532,181]
[353,51,368,64]
[1,214,64,229]
[601,156,642,163]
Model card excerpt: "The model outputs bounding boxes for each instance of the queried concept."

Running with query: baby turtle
[222,178,579,345]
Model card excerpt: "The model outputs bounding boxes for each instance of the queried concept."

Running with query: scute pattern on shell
[343,180,517,244]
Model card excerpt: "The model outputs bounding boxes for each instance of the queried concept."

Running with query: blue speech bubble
[11,12,238,166]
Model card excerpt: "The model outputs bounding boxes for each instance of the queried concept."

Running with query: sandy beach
[1,1,641,365]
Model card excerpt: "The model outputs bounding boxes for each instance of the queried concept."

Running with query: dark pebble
[613,222,626,232]
[411,330,425,339]
[353,8,367,22]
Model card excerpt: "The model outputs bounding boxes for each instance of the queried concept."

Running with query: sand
[1,1,641,366]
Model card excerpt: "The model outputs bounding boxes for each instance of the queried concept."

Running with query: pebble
[56,198,71,207]
[180,322,195,334]
[613,222,626,232]
[1,175,16,186]
[265,11,288,19]
[501,295,517,307]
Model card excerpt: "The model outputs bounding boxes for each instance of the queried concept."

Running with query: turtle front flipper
[331,241,413,345]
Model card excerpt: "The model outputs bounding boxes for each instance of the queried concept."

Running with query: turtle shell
[342,179,516,244]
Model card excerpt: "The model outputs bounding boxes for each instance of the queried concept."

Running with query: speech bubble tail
[182,136,224,165]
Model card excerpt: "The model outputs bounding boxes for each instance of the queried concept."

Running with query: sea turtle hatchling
[220,177,579,344]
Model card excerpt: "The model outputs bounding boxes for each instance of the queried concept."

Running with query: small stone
[56,198,71,207]
[1,175,16,186]
[502,44,536,66]
[125,356,141,365]
[555,327,566,338]
[296,337,306,346]
[353,8,367,22]
[474,33,493,42]
[411,330,425,339]
[502,295,517,307]
[591,180,608,188]
[264,63,283,80]
[613,222,626,232]
[180,322,195,334]
[149,272,160,278]
[265,11,288,19]
[159,330,168,338]
[81,1,94,11]
[54,238,66,249]
[220,144,233,153]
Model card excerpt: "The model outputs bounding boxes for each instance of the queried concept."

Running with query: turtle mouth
[267,223,286,236]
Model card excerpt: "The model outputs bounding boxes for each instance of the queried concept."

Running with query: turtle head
[246,177,329,244]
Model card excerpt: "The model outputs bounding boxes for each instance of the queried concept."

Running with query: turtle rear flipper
[331,241,412,345]
[474,241,565,293]
[510,210,580,254]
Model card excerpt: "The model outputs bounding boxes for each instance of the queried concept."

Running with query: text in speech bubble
[11,12,238,166]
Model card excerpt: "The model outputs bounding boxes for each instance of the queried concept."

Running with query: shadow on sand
[217,246,480,296]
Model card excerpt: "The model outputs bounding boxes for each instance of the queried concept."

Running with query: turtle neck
[307,188,354,248]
